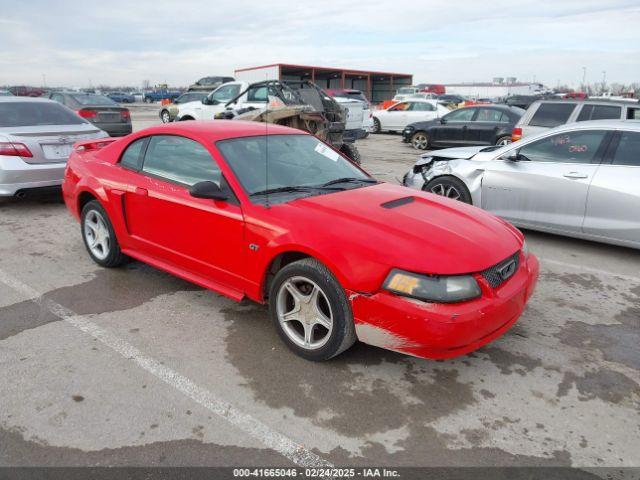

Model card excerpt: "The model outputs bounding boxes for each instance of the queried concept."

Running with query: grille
[482,252,520,288]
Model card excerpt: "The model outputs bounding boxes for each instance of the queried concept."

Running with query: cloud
[0,0,638,88]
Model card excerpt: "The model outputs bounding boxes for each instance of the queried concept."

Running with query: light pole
[581,67,586,91]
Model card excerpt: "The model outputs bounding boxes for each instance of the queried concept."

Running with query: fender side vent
[381,197,414,209]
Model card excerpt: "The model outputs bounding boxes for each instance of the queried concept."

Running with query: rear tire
[339,143,361,165]
[80,200,129,268]
[372,117,381,133]
[423,176,472,204]
[269,258,356,361]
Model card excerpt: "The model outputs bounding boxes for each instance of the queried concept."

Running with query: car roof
[555,119,640,131]
[0,96,54,103]
[135,120,307,142]
[531,98,639,107]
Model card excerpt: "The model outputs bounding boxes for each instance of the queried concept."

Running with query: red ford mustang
[62,121,539,361]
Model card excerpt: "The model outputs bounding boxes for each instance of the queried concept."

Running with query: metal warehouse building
[234,63,413,103]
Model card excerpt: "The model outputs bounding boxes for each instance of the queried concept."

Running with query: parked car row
[402,120,640,249]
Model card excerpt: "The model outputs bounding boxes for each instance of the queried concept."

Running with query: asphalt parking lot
[1,105,639,471]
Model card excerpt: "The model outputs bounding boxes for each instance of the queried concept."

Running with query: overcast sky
[0,0,638,88]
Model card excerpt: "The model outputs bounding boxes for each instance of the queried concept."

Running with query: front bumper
[402,168,427,190]
[349,253,539,359]
[402,127,414,142]
[94,122,132,137]
[0,156,66,197]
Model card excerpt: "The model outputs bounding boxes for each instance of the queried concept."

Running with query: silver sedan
[0,97,107,197]
[402,120,640,249]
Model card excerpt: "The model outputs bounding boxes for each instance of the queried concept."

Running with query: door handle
[563,172,588,179]
[135,187,148,196]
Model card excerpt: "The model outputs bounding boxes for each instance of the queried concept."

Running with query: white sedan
[372,99,450,133]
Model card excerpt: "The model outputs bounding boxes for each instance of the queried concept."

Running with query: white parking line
[0,268,332,469]
[541,258,640,283]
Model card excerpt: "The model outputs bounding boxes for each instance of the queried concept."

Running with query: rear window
[529,103,577,127]
[333,91,368,103]
[577,104,622,121]
[70,94,117,106]
[0,101,87,127]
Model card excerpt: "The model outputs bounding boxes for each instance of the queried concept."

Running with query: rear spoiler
[73,138,118,153]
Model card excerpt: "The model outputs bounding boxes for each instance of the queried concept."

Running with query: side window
[529,103,577,127]
[51,94,65,104]
[389,102,409,111]
[247,86,269,102]
[577,104,622,121]
[444,108,475,122]
[518,130,608,164]
[415,102,435,111]
[626,108,640,120]
[476,109,503,122]
[119,137,148,170]
[611,131,640,166]
[142,135,221,186]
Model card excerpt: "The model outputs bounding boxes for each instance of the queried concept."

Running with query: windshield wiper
[320,177,378,187]
[250,185,320,197]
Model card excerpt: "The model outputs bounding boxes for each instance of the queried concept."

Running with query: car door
[122,134,246,293]
[481,129,609,232]
[381,102,410,130]
[582,130,640,246]
[466,108,507,145]
[430,107,476,147]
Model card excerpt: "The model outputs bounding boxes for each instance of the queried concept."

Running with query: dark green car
[159,91,210,123]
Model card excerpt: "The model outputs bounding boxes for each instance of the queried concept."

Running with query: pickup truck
[176,81,256,120]
[142,90,182,103]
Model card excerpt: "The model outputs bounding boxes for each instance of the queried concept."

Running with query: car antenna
[264,77,270,209]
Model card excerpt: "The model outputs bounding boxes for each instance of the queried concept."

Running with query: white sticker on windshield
[315,142,340,162]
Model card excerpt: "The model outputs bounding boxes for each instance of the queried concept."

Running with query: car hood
[272,183,522,277]
[415,146,492,165]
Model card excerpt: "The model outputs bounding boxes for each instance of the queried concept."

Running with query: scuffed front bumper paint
[350,253,539,359]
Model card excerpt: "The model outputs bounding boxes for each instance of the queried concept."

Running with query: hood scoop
[381,196,415,209]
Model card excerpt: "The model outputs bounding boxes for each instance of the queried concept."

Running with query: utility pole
[581,67,586,91]
[602,70,607,94]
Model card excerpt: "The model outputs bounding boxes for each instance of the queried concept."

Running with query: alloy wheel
[412,133,429,150]
[276,276,333,350]
[430,183,461,200]
[161,111,171,123]
[83,210,111,260]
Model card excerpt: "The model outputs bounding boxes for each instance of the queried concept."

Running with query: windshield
[217,134,372,203]
[0,102,87,127]
[71,94,117,106]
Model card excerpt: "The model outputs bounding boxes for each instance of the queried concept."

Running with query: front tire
[496,135,512,146]
[411,131,430,150]
[81,200,128,267]
[160,110,171,123]
[423,176,472,204]
[269,258,356,361]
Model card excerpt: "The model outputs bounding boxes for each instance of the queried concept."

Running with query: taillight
[0,142,33,157]
[77,109,97,119]
[120,109,131,120]
[511,127,522,143]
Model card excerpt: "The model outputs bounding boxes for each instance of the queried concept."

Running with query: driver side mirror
[189,181,228,201]
[440,117,447,124]
[505,152,521,162]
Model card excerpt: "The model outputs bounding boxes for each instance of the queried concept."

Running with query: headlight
[383,269,481,303]
[522,240,529,258]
